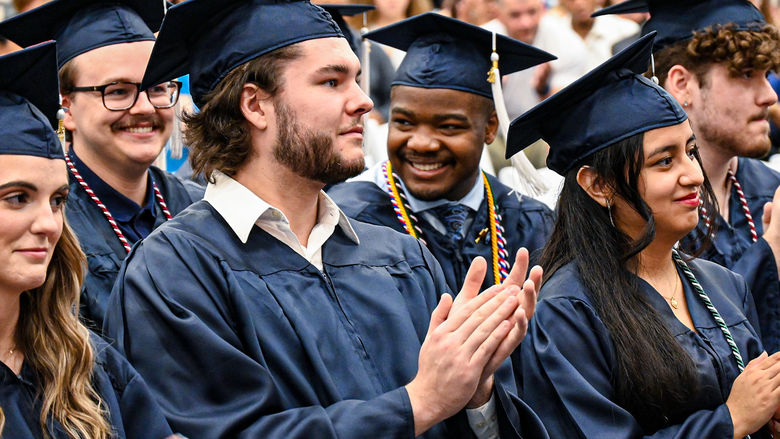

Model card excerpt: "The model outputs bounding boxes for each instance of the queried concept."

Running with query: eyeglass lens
[103,82,181,110]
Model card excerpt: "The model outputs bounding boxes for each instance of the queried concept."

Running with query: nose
[30,201,61,238]
[347,81,374,118]
[680,154,705,188]
[128,88,157,114]
[757,76,778,108]
[406,127,441,152]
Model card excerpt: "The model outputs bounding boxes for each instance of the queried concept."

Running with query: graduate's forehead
[285,37,360,76]
[390,85,490,120]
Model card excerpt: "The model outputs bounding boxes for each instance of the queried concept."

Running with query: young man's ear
[60,94,76,132]
[240,83,273,131]
[576,165,613,207]
[484,109,499,145]
[663,64,697,108]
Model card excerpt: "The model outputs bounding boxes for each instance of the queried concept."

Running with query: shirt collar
[68,147,156,221]
[204,170,359,245]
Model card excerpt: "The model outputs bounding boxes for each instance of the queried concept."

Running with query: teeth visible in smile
[125,126,153,133]
[411,162,444,171]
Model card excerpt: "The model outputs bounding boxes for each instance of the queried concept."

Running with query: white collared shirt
[205,170,498,437]
[203,170,358,271]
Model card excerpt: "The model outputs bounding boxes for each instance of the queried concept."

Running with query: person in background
[483,0,588,120]
[0,41,176,439]
[0,0,204,334]
[548,0,639,69]
[103,1,549,438]
[511,32,780,438]
[352,0,433,67]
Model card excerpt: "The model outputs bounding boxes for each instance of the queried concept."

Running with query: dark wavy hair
[183,44,302,182]
[539,131,718,431]
[656,23,780,87]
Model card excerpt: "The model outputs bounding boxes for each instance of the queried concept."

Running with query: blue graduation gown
[102,201,548,439]
[327,174,554,293]
[66,165,203,333]
[0,333,172,439]
[682,157,780,352]
[519,258,766,438]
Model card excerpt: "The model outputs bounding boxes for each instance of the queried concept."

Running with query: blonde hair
[17,219,112,439]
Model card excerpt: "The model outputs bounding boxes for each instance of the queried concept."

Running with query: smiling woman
[510,33,780,439]
[0,43,174,439]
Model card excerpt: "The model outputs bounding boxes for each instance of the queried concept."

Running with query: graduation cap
[506,32,687,174]
[140,0,343,108]
[320,4,374,54]
[0,0,163,69]
[0,41,64,160]
[364,12,556,99]
[592,0,764,50]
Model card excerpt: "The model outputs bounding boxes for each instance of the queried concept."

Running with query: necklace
[659,276,680,309]
[382,161,509,285]
[698,169,758,243]
[2,345,18,371]
[65,153,173,253]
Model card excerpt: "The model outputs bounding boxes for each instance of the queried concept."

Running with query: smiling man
[102,1,549,438]
[0,0,203,333]
[596,0,780,352]
[328,13,555,293]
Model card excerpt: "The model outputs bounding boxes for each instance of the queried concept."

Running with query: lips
[675,192,700,206]
[340,125,363,135]
[15,247,49,260]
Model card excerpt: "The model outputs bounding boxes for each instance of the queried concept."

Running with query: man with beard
[102,1,549,438]
[596,0,780,352]
[0,0,204,333]
[328,13,555,293]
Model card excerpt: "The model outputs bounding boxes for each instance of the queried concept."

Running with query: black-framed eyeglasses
[67,81,182,111]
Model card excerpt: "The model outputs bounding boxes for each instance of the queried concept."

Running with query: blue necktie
[434,203,468,247]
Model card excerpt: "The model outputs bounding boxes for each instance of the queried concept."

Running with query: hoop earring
[606,198,615,227]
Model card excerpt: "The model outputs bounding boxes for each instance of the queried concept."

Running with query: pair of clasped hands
[404,248,542,436]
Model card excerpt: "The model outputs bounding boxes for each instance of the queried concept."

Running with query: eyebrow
[647,135,697,157]
[0,182,69,193]
[391,107,470,123]
[316,64,352,75]
[0,181,37,192]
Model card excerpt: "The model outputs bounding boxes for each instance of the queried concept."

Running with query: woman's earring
[683,101,689,107]
[606,198,615,227]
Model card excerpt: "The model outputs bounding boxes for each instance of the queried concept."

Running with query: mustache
[112,115,165,130]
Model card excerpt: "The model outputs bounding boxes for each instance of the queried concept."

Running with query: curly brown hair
[655,23,780,87]
[183,45,302,182]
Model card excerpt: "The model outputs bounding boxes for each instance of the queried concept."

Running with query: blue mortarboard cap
[140,0,344,108]
[592,0,764,50]
[506,32,687,174]
[364,12,556,99]
[0,0,163,68]
[321,4,374,54]
[0,41,64,160]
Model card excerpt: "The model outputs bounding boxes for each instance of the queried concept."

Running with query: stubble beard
[272,101,365,184]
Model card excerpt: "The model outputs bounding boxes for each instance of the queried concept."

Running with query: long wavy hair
[15,218,111,439]
[539,132,718,430]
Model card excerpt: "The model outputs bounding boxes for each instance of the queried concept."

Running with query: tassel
[57,94,67,154]
[487,32,548,198]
